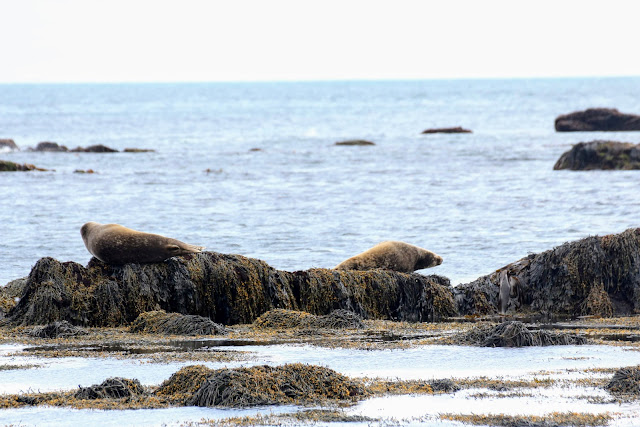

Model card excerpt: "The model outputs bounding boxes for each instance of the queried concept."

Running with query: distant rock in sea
[421,127,472,134]
[553,140,640,170]
[70,144,118,152]
[0,139,19,152]
[335,139,376,146]
[124,148,156,153]
[33,141,69,152]
[0,160,49,172]
[555,108,640,132]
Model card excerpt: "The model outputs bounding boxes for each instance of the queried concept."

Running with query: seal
[80,222,204,265]
[334,241,442,273]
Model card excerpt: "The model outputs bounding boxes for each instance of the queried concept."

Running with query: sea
[1,77,639,287]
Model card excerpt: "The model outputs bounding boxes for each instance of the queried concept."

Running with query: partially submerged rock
[455,228,640,318]
[253,308,366,330]
[0,160,48,172]
[187,363,369,407]
[335,140,376,146]
[554,140,640,170]
[33,141,68,152]
[29,320,88,338]
[75,377,144,400]
[453,321,587,347]
[71,144,118,153]
[555,108,640,132]
[606,366,640,398]
[0,139,19,151]
[7,252,456,327]
[129,310,227,335]
[123,148,156,153]
[421,127,472,134]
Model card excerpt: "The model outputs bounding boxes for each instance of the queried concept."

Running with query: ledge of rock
[455,228,640,318]
[553,140,640,170]
[421,127,472,134]
[0,160,49,172]
[555,108,640,132]
[6,252,456,327]
[0,139,19,151]
[335,140,376,146]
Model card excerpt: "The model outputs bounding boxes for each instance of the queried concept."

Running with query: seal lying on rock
[80,222,204,265]
[334,241,442,273]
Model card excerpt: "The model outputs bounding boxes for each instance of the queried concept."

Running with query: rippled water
[1,78,639,286]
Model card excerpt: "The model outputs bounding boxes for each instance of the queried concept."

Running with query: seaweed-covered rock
[453,321,587,347]
[455,228,640,317]
[75,377,145,399]
[555,108,640,132]
[0,278,26,318]
[421,127,472,134]
[606,366,640,397]
[33,142,68,152]
[29,320,88,338]
[553,140,640,170]
[8,253,456,327]
[0,160,48,172]
[70,144,118,153]
[188,363,369,407]
[253,308,366,330]
[123,148,156,153]
[154,365,215,404]
[129,310,227,335]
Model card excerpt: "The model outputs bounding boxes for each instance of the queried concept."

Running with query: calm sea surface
[1,78,639,286]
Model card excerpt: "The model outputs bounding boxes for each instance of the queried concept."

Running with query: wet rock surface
[7,252,456,326]
[455,227,640,318]
[555,108,640,132]
[554,140,640,170]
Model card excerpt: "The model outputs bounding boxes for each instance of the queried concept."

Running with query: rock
[7,252,456,327]
[335,140,376,146]
[33,142,68,152]
[555,108,640,132]
[129,310,227,335]
[0,160,49,172]
[421,127,472,134]
[74,169,96,174]
[75,377,145,400]
[0,139,19,151]
[455,228,640,318]
[123,148,155,153]
[28,320,88,338]
[70,144,118,153]
[553,140,640,170]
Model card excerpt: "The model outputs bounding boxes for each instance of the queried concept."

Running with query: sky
[1,0,639,83]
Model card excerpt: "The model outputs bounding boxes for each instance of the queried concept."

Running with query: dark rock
[455,228,640,318]
[555,108,640,132]
[421,127,472,134]
[187,363,369,407]
[129,310,227,335]
[7,253,456,327]
[75,377,145,400]
[33,142,68,152]
[335,140,376,146]
[70,144,118,153]
[0,139,19,151]
[606,366,640,397]
[553,140,640,170]
[28,320,88,338]
[0,160,49,172]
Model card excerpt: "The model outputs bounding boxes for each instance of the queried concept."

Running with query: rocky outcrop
[554,140,640,170]
[0,139,19,151]
[7,252,456,327]
[455,228,640,318]
[33,141,69,152]
[0,160,49,172]
[421,127,472,134]
[555,108,640,132]
[335,140,376,146]
[70,144,118,153]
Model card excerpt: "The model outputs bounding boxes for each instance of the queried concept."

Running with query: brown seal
[80,222,204,265]
[334,241,442,273]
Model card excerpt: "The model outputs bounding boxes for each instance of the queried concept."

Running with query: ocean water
[1,78,639,286]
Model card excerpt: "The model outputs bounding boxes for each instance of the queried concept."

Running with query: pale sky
[1,0,639,83]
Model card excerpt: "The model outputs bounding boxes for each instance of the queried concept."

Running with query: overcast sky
[1,0,639,83]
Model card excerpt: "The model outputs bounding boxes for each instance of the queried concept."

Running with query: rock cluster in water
[555,108,640,132]
[554,140,640,170]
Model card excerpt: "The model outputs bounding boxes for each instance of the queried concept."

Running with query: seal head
[334,241,442,273]
[81,221,204,265]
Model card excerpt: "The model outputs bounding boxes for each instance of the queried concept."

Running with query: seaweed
[453,321,588,347]
[129,310,227,335]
